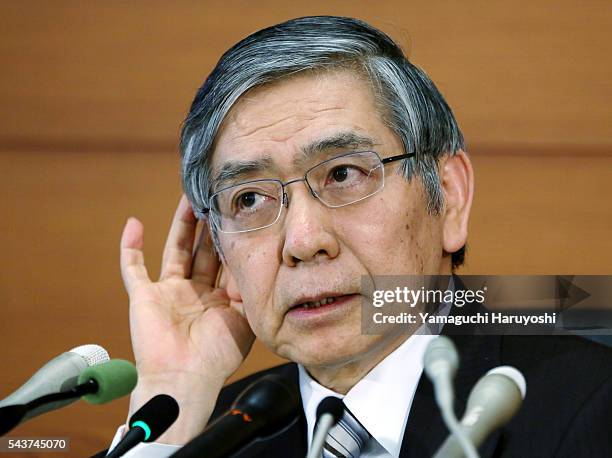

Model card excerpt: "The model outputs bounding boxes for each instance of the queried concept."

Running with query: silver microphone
[424,336,459,413]
[434,366,526,458]
[425,337,479,458]
[0,344,109,422]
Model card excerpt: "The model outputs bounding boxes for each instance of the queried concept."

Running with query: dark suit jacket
[211,332,612,457]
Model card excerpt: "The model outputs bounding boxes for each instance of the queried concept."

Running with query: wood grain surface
[1,1,610,456]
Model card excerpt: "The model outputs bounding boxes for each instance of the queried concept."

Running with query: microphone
[0,359,137,435]
[76,359,138,404]
[171,374,300,458]
[306,396,344,458]
[106,394,179,458]
[434,366,526,458]
[0,344,109,422]
[424,336,478,458]
[424,336,459,412]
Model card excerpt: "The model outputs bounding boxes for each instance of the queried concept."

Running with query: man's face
[211,70,447,371]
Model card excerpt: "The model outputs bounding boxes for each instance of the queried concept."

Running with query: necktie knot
[322,404,371,458]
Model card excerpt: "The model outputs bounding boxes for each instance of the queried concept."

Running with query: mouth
[292,296,340,310]
[286,293,359,318]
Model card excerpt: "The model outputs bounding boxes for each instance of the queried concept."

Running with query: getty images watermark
[360,276,612,336]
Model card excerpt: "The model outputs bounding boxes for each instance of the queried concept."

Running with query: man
[112,16,612,457]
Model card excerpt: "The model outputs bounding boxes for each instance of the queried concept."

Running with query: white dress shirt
[299,333,437,458]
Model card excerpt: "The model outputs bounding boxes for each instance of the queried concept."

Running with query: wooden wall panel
[1,1,611,456]
[1,0,611,150]
[1,149,611,455]
[468,152,612,274]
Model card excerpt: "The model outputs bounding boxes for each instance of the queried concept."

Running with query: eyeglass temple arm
[381,152,415,164]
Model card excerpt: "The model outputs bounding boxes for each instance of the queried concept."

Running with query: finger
[120,217,152,295]
[159,194,198,281]
[190,220,220,284]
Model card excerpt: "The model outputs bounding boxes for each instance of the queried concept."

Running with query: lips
[289,294,353,311]
[285,294,359,325]
[299,297,338,309]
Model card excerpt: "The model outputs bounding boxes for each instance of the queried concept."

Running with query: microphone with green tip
[77,359,138,404]
[0,359,137,435]
[0,344,109,423]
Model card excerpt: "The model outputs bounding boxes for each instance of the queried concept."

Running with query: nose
[281,185,340,267]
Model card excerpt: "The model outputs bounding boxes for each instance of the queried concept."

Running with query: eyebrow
[294,131,377,168]
[211,157,274,192]
[211,131,377,191]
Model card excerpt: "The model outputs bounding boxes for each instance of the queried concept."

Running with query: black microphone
[307,396,344,458]
[171,374,300,458]
[106,394,179,458]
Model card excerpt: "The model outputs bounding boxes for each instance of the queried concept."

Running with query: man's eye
[332,166,349,182]
[238,192,258,208]
[232,190,274,214]
[325,165,364,186]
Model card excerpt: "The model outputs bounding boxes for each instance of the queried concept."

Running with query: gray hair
[180,16,466,267]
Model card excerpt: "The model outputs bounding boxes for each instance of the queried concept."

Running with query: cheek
[339,193,442,275]
[399,206,441,272]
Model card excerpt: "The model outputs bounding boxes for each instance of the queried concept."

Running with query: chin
[277,333,383,369]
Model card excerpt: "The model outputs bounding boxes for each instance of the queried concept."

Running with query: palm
[131,279,251,380]
[120,195,254,385]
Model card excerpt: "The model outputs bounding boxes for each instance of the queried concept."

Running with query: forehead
[209,70,401,176]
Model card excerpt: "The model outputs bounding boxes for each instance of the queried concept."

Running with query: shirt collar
[298,333,437,457]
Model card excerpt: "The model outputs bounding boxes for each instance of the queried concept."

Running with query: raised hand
[120,194,255,443]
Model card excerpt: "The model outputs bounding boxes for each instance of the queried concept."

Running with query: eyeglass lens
[211,151,384,233]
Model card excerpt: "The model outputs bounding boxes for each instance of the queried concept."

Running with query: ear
[440,150,474,254]
[218,263,247,318]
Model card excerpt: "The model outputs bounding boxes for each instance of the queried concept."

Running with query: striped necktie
[322,404,372,458]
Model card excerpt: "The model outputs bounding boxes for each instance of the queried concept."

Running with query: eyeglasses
[199,151,414,234]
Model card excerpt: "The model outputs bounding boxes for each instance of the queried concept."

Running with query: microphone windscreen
[169,376,298,458]
[77,359,138,404]
[129,394,179,442]
[424,336,459,380]
[233,374,300,435]
[486,366,527,399]
[316,396,344,424]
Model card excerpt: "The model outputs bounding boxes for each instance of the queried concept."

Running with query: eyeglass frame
[197,150,416,234]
